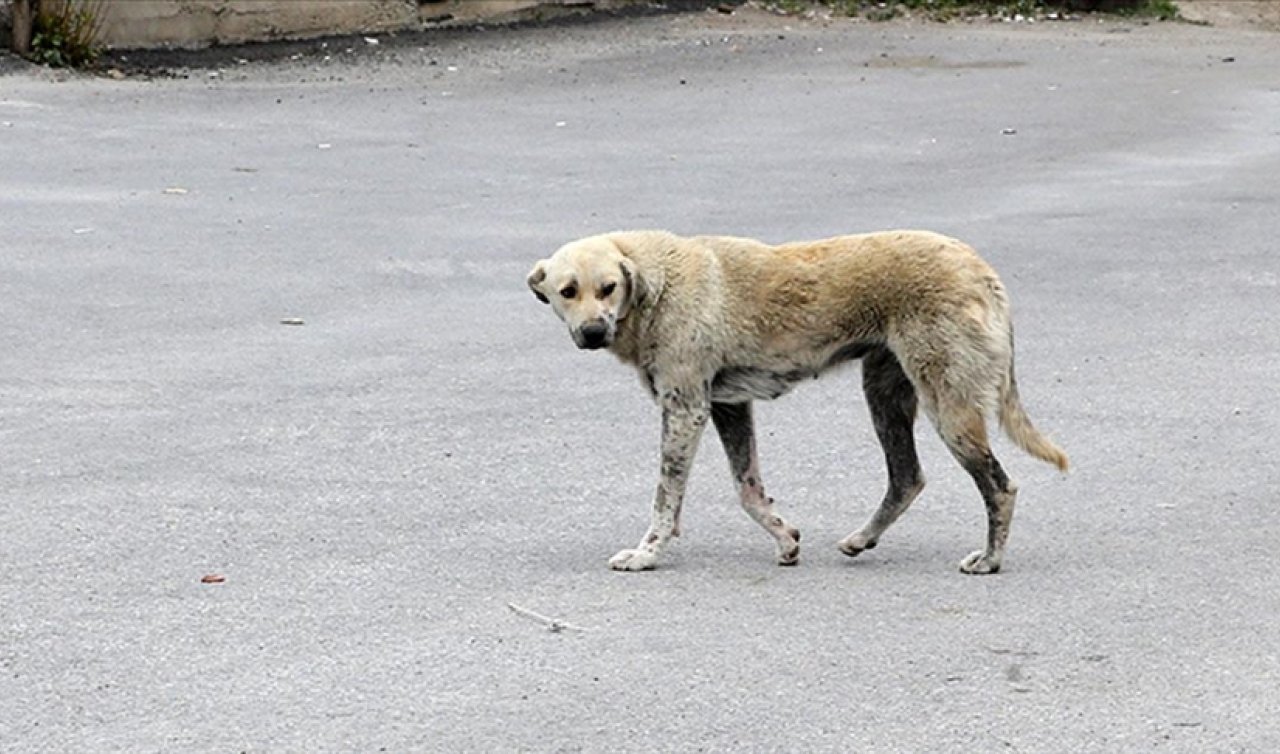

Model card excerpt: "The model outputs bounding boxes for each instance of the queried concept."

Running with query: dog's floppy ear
[617,255,645,319]
[526,260,550,304]
[613,236,662,320]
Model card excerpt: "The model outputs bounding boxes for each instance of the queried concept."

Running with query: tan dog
[527,230,1067,573]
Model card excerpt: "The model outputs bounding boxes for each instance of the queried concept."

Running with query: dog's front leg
[609,386,709,571]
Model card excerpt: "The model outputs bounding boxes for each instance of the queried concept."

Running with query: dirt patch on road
[1176,1,1280,31]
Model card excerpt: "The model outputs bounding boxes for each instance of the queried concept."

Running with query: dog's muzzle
[576,321,611,350]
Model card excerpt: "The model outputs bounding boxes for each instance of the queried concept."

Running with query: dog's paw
[837,532,878,558]
[959,550,1001,575]
[776,527,801,566]
[608,548,658,572]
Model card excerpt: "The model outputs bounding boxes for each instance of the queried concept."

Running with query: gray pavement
[2,7,1279,752]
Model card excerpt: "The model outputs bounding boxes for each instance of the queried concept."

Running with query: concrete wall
[99,0,415,49]
[4,0,647,51]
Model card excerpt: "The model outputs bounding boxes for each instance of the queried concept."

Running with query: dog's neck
[608,306,649,366]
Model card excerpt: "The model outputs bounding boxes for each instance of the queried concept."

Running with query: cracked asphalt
[2,6,1279,751]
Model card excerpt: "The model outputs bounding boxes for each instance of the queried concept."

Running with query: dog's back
[672,231,1003,368]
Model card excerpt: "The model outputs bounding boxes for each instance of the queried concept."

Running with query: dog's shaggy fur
[527,230,1067,573]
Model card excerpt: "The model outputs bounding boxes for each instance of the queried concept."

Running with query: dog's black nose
[579,322,609,349]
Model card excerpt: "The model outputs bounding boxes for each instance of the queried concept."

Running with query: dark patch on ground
[96,0,740,77]
[0,50,36,76]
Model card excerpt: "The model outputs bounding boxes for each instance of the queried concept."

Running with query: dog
[526,230,1067,574]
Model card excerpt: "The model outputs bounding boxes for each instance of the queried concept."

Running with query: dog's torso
[610,230,1004,401]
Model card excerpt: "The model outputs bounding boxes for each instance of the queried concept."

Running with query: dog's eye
[600,282,616,297]
[560,285,577,299]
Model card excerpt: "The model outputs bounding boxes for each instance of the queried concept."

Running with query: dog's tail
[998,337,1069,472]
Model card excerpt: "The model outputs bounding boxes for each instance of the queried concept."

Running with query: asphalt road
[2,7,1279,752]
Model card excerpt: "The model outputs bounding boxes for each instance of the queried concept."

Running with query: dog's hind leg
[711,401,801,565]
[839,347,925,559]
[609,386,710,571]
[933,402,1018,575]
[890,312,1019,573]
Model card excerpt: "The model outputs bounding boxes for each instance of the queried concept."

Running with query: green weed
[29,0,105,68]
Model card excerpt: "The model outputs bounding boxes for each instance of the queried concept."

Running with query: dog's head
[526,235,646,351]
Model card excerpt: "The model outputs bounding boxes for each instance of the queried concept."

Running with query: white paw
[608,548,657,572]
[838,532,877,558]
[959,550,1001,575]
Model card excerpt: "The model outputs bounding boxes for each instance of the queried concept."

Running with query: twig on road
[506,602,595,634]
